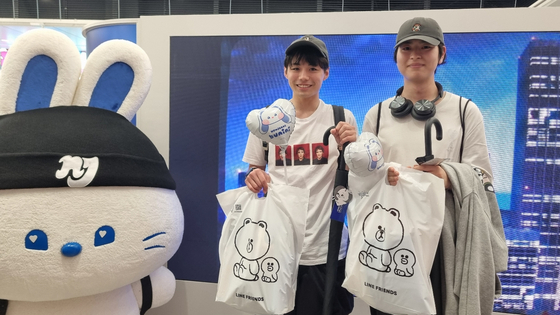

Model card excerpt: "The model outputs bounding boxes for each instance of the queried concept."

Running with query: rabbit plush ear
[72,39,152,121]
[0,29,82,115]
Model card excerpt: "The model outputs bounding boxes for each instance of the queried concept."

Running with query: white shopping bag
[216,183,309,314]
[343,163,445,314]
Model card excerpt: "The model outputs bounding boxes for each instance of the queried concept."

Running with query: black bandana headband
[0,106,176,190]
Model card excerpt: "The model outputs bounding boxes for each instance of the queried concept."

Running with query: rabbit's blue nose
[61,242,82,257]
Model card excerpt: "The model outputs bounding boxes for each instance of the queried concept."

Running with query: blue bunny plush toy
[0,29,184,315]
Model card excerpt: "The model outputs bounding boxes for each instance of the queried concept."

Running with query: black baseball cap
[395,17,445,48]
[285,35,329,61]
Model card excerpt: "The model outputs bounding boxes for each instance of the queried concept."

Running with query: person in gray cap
[243,35,357,315]
[363,16,502,315]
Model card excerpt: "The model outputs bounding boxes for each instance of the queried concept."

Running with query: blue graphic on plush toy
[365,137,384,171]
[0,29,184,315]
[344,132,385,177]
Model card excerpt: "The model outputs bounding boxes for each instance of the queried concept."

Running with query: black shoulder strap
[332,104,345,125]
[376,101,382,136]
[139,275,153,315]
[332,105,346,168]
[0,299,7,315]
[459,96,471,163]
[322,105,348,315]
[262,104,272,163]
[263,140,269,163]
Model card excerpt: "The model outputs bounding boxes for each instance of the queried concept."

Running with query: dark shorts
[285,258,354,315]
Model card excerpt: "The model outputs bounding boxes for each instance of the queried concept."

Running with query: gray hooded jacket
[439,162,508,315]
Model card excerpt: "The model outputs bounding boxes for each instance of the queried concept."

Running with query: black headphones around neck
[389,82,444,121]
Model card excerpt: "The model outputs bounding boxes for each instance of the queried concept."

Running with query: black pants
[370,244,444,315]
[285,259,354,315]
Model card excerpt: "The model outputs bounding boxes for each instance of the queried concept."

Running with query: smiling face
[284,59,329,103]
[396,39,446,84]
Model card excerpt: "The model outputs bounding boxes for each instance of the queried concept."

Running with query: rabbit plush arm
[131,266,177,309]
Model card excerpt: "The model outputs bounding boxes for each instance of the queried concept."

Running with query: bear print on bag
[233,218,271,281]
[359,203,404,272]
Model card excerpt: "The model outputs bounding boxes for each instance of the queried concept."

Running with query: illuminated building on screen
[501,38,560,313]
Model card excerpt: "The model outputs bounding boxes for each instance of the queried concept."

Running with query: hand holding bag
[216,183,309,314]
[343,163,445,314]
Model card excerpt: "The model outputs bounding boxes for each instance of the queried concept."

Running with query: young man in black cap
[364,16,493,191]
[243,35,357,314]
[363,17,501,315]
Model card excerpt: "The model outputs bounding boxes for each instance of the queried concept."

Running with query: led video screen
[168,32,560,314]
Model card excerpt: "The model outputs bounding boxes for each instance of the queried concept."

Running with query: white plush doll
[0,29,184,315]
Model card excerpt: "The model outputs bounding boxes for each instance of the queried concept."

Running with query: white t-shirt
[362,91,493,181]
[243,100,358,265]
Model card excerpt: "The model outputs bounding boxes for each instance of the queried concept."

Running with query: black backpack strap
[332,105,346,165]
[376,101,382,136]
[262,140,269,163]
[262,104,272,164]
[0,299,7,315]
[332,104,346,125]
[322,105,348,315]
[458,96,471,163]
[139,275,153,315]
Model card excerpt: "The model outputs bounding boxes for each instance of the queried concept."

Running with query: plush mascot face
[245,98,295,149]
[0,29,184,303]
[0,187,183,301]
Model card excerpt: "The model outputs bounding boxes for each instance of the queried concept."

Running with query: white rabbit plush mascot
[0,29,184,315]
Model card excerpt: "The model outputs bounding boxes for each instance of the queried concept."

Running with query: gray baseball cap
[285,35,329,61]
[395,17,444,48]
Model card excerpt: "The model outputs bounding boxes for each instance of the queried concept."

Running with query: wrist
[245,167,258,179]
